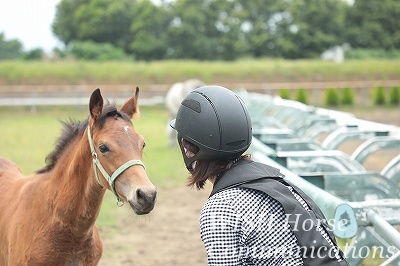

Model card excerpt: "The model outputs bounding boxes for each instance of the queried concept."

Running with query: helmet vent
[226,140,245,147]
[182,99,201,113]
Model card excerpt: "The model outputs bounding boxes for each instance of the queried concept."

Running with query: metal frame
[351,136,400,165]
[243,90,400,266]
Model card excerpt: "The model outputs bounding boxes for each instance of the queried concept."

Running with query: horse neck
[47,135,106,233]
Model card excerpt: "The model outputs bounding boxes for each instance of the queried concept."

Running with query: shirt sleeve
[200,195,244,266]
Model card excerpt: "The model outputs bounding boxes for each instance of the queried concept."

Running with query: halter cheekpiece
[87,125,145,206]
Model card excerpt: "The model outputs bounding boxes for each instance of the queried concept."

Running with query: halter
[87,125,145,206]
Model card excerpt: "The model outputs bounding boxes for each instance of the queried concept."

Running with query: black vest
[210,160,349,266]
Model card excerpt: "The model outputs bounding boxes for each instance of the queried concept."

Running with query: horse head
[88,88,156,215]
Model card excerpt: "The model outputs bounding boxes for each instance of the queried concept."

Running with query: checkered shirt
[200,187,304,266]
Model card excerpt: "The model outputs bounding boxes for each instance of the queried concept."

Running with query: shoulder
[200,188,243,227]
[201,187,284,222]
[201,188,262,213]
[206,187,281,209]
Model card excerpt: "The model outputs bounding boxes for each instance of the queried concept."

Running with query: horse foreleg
[77,226,103,266]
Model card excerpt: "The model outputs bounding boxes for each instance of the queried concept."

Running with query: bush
[53,47,69,59]
[279,88,291,99]
[389,86,400,105]
[341,87,355,105]
[373,86,386,105]
[296,88,308,104]
[23,48,43,60]
[345,49,400,59]
[325,88,340,106]
[70,41,131,61]
[0,33,23,60]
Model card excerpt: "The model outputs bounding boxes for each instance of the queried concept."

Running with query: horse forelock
[97,104,131,128]
[36,103,131,174]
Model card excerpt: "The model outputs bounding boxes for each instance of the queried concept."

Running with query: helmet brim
[169,119,176,129]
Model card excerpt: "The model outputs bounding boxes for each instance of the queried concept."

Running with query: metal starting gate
[237,89,400,266]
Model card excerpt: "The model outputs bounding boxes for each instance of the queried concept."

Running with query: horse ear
[120,87,140,119]
[89,88,104,121]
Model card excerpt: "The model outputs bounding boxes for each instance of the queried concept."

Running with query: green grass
[0,104,188,229]
[0,106,86,174]
[0,59,399,86]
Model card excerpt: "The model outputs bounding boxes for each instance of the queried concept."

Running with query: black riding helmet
[170,85,252,170]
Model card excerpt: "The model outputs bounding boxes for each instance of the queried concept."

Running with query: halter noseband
[87,125,145,205]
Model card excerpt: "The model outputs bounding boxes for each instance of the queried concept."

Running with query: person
[170,85,349,266]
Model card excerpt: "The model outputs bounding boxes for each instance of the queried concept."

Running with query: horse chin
[128,201,155,215]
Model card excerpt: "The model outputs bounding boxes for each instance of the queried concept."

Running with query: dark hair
[182,139,251,189]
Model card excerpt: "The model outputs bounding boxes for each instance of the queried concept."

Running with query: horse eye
[142,142,146,149]
[99,144,110,154]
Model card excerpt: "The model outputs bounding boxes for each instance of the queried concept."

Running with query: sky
[0,0,62,52]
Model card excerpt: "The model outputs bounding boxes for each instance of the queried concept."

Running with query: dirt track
[98,186,210,266]
[98,108,399,266]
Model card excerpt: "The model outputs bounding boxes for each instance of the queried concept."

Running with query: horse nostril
[136,188,157,205]
[136,188,145,203]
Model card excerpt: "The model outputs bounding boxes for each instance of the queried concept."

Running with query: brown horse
[0,88,157,265]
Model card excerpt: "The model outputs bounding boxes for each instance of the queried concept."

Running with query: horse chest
[23,226,102,266]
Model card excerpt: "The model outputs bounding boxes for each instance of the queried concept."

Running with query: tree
[52,0,89,46]
[129,0,170,60]
[165,0,223,60]
[345,0,400,49]
[276,0,348,59]
[53,0,134,51]
[207,0,248,60]
[165,0,257,60]
[236,0,284,58]
[54,0,400,61]
[0,33,23,60]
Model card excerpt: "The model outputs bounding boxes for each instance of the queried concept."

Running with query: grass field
[0,59,399,86]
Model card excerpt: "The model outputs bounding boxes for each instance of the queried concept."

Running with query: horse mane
[37,103,130,174]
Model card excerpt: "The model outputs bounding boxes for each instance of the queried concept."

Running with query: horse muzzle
[129,186,157,215]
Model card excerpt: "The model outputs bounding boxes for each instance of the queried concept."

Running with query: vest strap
[210,160,349,266]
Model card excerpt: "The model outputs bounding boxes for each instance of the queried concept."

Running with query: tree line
[1,0,400,61]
